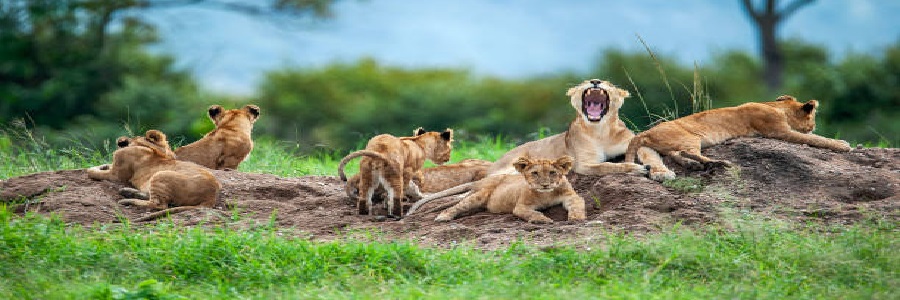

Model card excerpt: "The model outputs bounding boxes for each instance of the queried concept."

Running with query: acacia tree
[740,0,815,92]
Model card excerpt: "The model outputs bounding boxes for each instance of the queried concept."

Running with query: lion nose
[589,79,602,86]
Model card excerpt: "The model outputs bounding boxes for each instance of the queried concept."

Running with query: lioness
[624,95,852,180]
[87,130,221,222]
[175,104,260,170]
[339,127,453,216]
[408,79,660,215]
[435,155,584,224]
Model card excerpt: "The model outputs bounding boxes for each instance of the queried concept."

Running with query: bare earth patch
[2,138,897,250]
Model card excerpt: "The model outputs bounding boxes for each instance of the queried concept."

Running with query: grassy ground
[0,136,897,299]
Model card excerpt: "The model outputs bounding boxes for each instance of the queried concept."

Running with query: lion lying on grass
[175,104,260,170]
[435,155,585,224]
[339,127,453,216]
[87,130,221,222]
[624,95,852,181]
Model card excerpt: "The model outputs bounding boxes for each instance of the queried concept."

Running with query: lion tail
[337,150,399,182]
[624,134,644,164]
[406,182,475,216]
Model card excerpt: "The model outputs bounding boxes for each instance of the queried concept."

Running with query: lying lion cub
[435,155,585,224]
[339,127,453,216]
[624,95,852,181]
[175,104,260,170]
[339,158,491,202]
[87,130,221,222]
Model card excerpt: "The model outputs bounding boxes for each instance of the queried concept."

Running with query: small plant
[662,177,705,193]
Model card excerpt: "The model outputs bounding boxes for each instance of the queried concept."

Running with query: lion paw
[836,140,852,152]
[434,214,453,222]
[649,170,676,182]
[705,160,734,170]
[626,163,650,175]
[528,216,554,224]
[119,187,148,200]
[567,213,586,221]
[682,160,704,171]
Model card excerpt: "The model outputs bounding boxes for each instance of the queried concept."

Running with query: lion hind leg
[669,150,705,171]
[119,187,148,200]
[678,150,734,170]
[574,162,648,176]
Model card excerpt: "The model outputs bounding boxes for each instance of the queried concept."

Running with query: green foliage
[0,206,895,299]
[663,176,705,193]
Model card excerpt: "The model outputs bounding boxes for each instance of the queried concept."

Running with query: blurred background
[1,0,898,153]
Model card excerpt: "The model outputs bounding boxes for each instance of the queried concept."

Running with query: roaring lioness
[435,155,585,224]
[624,95,852,180]
[408,79,660,215]
[87,130,221,222]
[339,127,453,216]
[175,104,260,170]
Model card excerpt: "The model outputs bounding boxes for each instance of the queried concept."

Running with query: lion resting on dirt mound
[87,130,221,222]
[175,104,260,170]
[435,155,584,224]
[339,127,453,216]
[624,95,852,181]
[408,79,659,215]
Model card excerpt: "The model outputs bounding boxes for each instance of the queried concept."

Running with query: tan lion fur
[624,95,852,181]
[435,156,585,224]
[175,104,260,170]
[407,79,660,216]
[340,127,453,216]
[87,130,221,222]
[339,158,490,202]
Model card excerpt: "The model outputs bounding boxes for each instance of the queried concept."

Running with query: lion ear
[145,130,166,144]
[513,156,531,173]
[801,100,818,114]
[413,127,426,136]
[616,87,631,99]
[553,156,574,173]
[116,137,130,148]
[208,105,224,120]
[441,128,453,141]
[776,95,796,102]
[244,104,260,120]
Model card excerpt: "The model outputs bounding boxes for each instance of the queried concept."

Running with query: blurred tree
[740,0,815,93]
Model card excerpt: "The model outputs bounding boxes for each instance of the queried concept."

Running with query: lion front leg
[574,161,648,176]
[636,146,675,182]
[512,204,553,224]
[768,131,852,152]
[560,194,586,221]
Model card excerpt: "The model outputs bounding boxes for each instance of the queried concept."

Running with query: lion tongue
[585,101,606,118]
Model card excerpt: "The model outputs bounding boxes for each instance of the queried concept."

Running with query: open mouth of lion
[582,88,609,122]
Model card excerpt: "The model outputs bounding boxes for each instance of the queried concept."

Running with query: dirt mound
[2,138,897,249]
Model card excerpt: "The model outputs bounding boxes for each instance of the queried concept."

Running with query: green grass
[0,133,897,299]
[0,207,895,299]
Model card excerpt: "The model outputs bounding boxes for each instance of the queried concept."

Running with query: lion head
[772,95,818,134]
[414,127,454,165]
[208,104,260,130]
[513,155,574,193]
[566,79,631,123]
[115,130,176,159]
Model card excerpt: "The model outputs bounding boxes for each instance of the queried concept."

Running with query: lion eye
[531,171,539,176]
[549,171,557,176]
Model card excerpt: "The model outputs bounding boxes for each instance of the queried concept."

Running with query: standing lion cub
[87,130,221,222]
[624,95,852,181]
[339,127,453,217]
[175,104,260,170]
[435,155,585,224]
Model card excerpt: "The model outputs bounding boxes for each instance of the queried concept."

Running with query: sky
[137,0,900,95]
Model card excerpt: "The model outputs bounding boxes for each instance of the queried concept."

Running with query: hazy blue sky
[138,0,900,95]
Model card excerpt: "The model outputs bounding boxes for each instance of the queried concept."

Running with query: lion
[87,130,221,222]
[434,155,584,224]
[338,127,453,216]
[340,158,490,204]
[624,95,852,180]
[407,79,659,215]
[174,104,260,170]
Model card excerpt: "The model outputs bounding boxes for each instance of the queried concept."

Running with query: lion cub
[339,127,453,216]
[339,158,490,202]
[624,95,852,181]
[87,130,221,222]
[175,104,260,170]
[435,155,585,224]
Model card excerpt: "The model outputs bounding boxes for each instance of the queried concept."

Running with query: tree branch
[778,0,816,19]
[740,0,761,23]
